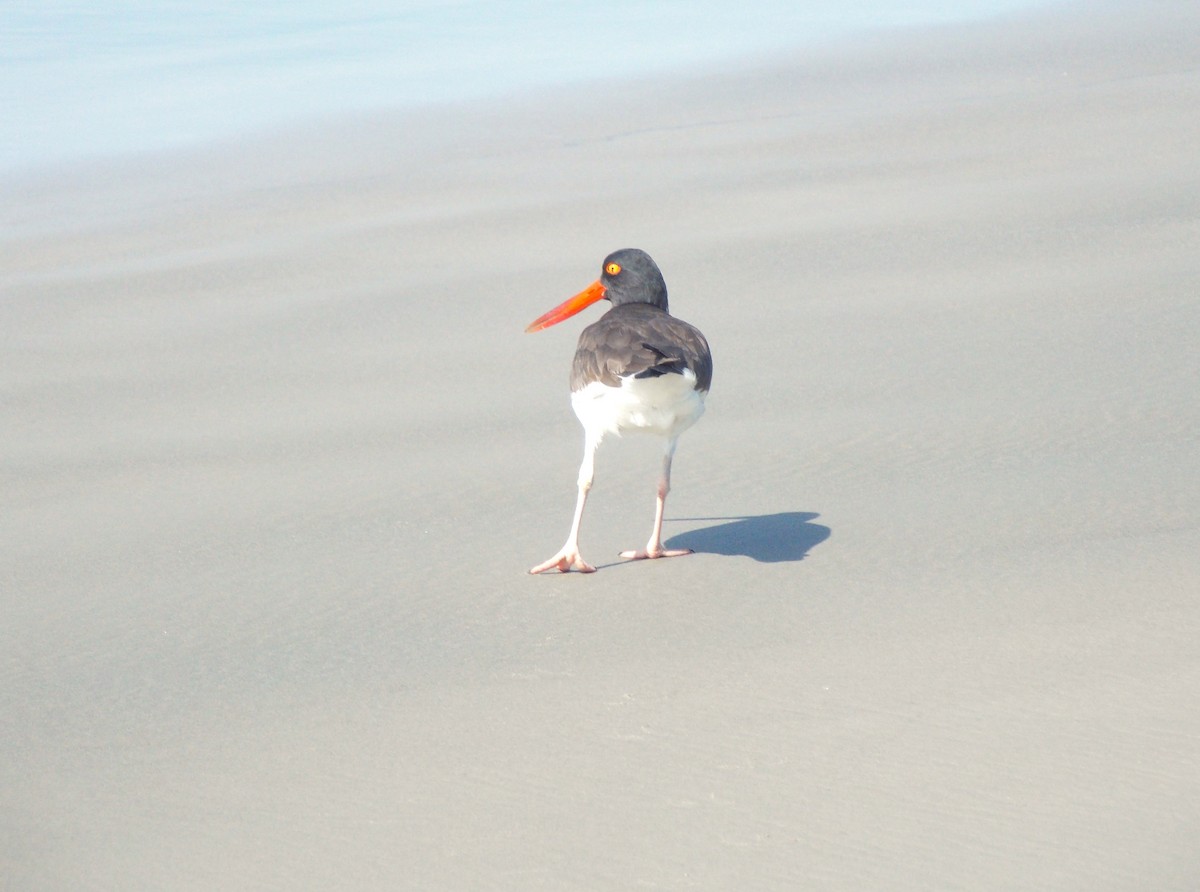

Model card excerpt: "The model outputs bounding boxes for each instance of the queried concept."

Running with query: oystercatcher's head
[526,248,668,333]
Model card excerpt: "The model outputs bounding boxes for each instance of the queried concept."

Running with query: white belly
[571,370,706,442]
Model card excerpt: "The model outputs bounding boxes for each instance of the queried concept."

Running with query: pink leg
[530,436,598,574]
[620,437,693,562]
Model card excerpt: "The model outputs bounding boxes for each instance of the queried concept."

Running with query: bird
[526,248,712,574]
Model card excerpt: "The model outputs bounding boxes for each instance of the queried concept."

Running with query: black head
[599,248,668,312]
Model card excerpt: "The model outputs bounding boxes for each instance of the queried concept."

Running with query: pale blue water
[1,0,1051,174]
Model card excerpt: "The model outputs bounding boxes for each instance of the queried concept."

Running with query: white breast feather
[571,369,706,442]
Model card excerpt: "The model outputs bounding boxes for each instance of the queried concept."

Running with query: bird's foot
[529,549,597,574]
[619,546,694,561]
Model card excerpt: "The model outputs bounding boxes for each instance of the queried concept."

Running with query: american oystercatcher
[526,249,713,574]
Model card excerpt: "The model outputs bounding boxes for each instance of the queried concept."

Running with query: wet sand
[3,1,1198,888]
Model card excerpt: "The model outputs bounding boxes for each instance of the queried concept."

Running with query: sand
[3,1,1199,888]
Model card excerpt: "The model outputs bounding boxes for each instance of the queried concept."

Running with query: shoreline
[2,0,1067,178]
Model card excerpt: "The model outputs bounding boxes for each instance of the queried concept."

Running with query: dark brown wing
[570,303,712,392]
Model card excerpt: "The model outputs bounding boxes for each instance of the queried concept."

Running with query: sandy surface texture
[3,1,1198,888]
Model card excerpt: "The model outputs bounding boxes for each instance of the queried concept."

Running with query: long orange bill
[525,280,607,333]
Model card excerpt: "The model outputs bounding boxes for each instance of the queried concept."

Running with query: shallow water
[2,0,1053,173]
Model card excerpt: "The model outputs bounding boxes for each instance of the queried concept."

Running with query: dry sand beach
[3,1,1199,888]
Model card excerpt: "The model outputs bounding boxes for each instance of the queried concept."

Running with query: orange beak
[525,280,607,333]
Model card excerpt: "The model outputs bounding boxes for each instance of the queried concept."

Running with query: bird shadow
[663,512,831,563]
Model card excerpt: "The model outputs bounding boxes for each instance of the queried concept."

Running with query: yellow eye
[605,262,621,275]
